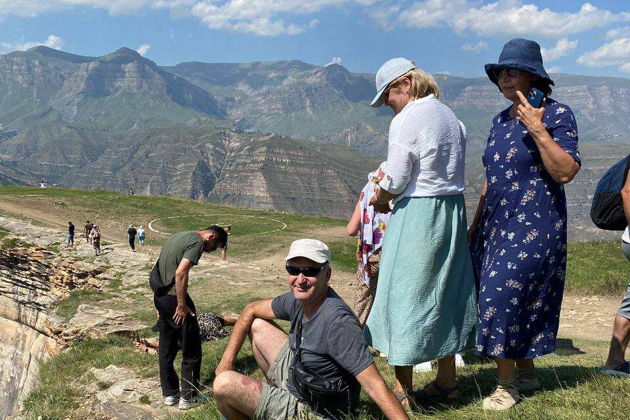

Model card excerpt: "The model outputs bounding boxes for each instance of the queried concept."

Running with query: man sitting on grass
[213,239,408,420]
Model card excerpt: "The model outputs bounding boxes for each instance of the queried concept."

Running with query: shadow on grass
[554,338,586,356]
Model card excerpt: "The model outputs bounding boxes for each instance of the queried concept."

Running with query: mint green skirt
[364,195,476,365]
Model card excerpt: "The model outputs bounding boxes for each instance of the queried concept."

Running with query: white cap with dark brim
[370,57,416,108]
[285,238,330,264]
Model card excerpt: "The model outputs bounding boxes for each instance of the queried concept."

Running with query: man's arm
[215,298,276,377]
[622,170,630,226]
[355,364,409,420]
[172,258,194,325]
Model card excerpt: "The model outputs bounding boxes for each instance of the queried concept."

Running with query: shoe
[413,361,432,372]
[178,395,205,410]
[163,395,179,406]
[482,384,521,411]
[455,353,465,368]
[514,375,541,391]
[601,361,630,377]
[414,381,459,402]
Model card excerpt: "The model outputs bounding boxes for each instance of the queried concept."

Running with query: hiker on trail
[66,222,75,248]
[137,225,145,245]
[128,225,137,252]
[92,225,102,256]
[346,168,389,327]
[85,221,93,243]
[213,239,408,420]
[363,58,476,408]
[468,39,581,410]
[153,225,228,410]
[602,172,630,377]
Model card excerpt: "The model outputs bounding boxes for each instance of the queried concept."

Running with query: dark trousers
[153,294,202,399]
[129,236,136,250]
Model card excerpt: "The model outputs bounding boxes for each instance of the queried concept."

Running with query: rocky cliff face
[0,46,223,131]
[0,237,103,417]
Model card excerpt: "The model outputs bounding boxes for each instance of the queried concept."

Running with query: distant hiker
[66,222,75,248]
[92,225,102,256]
[85,220,94,243]
[152,225,228,410]
[469,39,582,411]
[137,225,145,245]
[213,239,408,420]
[365,58,476,408]
[346,169,389,327]
[128,225,137,252]
[39,180,46,188]
[602,171,630,377]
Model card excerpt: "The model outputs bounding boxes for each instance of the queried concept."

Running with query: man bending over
[213,239,408,419]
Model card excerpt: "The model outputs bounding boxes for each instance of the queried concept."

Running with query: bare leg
[435,356,458,391]
[606,314,630,368]
[214,371,264,420]
[515,359,534,371]
[393,365,413,405]
[496,358,515,377]
[248,318,287,376]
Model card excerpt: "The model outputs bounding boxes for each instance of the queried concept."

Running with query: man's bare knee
[214,371,239,401]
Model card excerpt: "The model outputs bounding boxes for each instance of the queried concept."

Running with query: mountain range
[0,46,628,231]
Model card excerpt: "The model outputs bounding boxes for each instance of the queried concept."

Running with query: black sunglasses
[285,263,328,277]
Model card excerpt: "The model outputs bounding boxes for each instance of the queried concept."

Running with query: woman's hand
[369,194,392,214]
[514,90,546,136]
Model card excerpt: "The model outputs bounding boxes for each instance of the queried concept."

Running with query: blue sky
[0,1,629,79]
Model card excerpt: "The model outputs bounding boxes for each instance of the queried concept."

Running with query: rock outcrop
[0,245,102,417]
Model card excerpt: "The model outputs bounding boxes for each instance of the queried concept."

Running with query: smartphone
[527,87,545,108]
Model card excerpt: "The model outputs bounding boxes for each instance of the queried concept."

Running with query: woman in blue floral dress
[469,39,581,411]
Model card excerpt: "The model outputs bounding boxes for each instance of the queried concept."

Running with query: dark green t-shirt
[158,231,205,296]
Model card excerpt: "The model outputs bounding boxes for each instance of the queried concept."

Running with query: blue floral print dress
[472,98,580,359]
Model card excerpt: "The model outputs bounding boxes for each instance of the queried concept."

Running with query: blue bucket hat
[485,38,554,87]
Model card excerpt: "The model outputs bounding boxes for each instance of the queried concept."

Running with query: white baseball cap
[285,239,330,264]
[371,57,416,108]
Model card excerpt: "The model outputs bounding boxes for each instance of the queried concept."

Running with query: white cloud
[136,44,151,56]
[371,1,630,39]
[326,57,342,66]
[0,34,63,53]
[541,38,578,62]
[462,41,488,52]
[547,66,562,73]
[577,38,630,71]
[0,0,373,36]
[606,26,630,40]
[620,63,630,72]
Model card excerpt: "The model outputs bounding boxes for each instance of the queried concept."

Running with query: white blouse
[378,94,467,204]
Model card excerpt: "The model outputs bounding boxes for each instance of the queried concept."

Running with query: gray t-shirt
[271,288,373,417]
[158,231,205,296]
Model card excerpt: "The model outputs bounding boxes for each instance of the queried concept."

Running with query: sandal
[414,380,459,402]
[392,390,415,409]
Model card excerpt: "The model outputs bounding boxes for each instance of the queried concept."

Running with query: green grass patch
[566,241,628,295]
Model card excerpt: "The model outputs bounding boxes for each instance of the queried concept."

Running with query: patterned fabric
[472,98,580,359]
[197,312,229,341]
[353,251,380,326]
[356,178,389,286]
